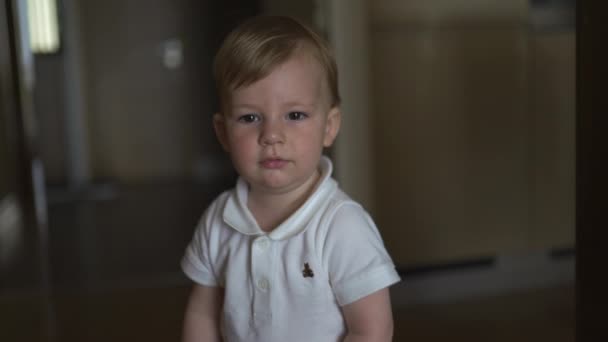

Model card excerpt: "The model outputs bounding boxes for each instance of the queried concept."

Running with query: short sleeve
[321,203,401,306]
[181,213,219,287]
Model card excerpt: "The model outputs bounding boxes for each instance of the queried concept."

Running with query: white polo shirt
[181,156,400,342]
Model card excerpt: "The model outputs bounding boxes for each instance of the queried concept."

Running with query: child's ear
[323,106,341,147]
[213,113,230,152]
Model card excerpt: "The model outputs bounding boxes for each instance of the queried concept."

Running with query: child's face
[213,52,341,196]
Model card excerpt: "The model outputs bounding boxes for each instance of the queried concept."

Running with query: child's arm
[182,284,224,342]
[341,288,394,342]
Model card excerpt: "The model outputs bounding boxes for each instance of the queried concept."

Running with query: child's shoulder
[315,184,377,232]
[322,185,358,213]
[194,188,234,230]
[205,187,234,214]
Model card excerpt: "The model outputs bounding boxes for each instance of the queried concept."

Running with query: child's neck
[247,170,321,232]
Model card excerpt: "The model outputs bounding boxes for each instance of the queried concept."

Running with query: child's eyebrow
[282,101,316,109]
[233,101,316,111]
[231,104,260,111]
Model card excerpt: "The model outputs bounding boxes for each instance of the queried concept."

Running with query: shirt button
[256,238,269,250]
[257,278,269,291]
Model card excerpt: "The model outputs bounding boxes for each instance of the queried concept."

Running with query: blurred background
[1,0,575,341]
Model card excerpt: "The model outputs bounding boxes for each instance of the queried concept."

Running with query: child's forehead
[230,55,330,105]
[246,45,322,82]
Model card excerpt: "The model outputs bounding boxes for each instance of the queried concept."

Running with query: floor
[1,284,574,342]
[0,182,575,341]
[392,285,574,342]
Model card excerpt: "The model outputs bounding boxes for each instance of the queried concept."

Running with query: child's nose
[259,119,285,146]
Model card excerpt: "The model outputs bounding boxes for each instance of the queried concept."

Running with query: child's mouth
[260,158,288,169]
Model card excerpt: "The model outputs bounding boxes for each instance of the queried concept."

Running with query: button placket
[251,236,273,324]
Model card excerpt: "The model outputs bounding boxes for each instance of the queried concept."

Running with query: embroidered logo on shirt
[302,263,314,278]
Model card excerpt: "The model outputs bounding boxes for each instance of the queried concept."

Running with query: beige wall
[328,0,376,213]
[78,0,218,183]
[369,0,574,265]
[529,32,575,249]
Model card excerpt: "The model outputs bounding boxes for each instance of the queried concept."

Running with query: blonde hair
[213,15,340,111]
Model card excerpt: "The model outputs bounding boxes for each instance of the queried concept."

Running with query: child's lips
[260,158,288,169]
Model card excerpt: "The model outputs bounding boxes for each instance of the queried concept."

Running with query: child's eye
[287,112,308,121]
[237,114,260,123]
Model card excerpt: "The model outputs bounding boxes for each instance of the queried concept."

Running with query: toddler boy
[181,15,400,342]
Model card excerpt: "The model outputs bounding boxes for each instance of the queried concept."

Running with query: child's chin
[261,179,292,191]
[254,177,299,193]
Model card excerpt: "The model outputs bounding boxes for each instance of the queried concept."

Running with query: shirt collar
[222,156,337,240]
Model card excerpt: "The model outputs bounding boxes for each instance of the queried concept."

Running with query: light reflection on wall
[27,0,60,53]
